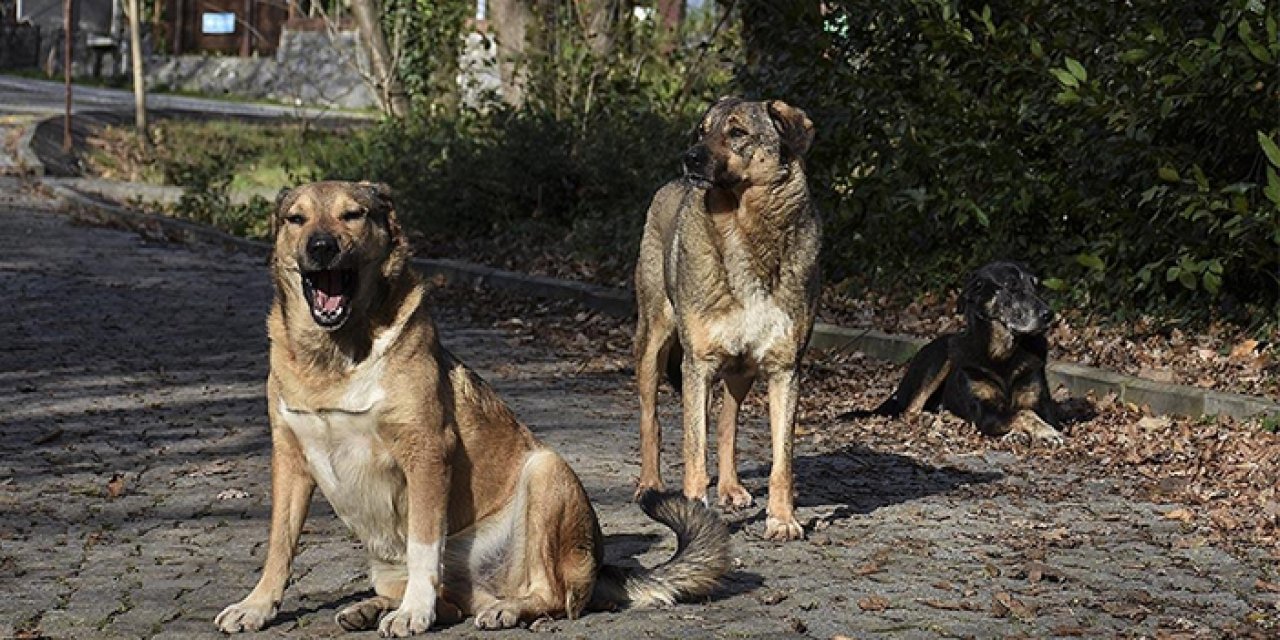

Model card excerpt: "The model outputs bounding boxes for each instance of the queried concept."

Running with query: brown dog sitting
[215,181,729,637]
[633,98,822,541]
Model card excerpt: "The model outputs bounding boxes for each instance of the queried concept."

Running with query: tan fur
[216,181,728,637]
[633,99,821,541]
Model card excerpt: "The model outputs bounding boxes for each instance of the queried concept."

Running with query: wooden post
[172,0,183,54]
[126,0,148,147]
[239,0,251,56]
[62,0,73,152]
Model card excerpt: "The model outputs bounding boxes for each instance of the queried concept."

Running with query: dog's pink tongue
[312,271,347,312]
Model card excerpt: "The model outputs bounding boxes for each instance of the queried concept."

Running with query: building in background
[164,0,289,56]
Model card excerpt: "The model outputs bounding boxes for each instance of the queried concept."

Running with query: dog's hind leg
[476,451,598,630]
[335,561,466,631]
[680,356,717,504]
[715,373,755,510]
[635,313,677,498]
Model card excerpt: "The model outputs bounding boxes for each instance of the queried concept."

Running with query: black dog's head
[958,261,1053,335]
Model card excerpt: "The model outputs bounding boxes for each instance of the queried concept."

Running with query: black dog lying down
[841,261,1064,445]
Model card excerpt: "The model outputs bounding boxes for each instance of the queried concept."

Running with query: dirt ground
[2,182,1278,639]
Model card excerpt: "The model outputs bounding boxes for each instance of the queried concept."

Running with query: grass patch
[84,118,349,190]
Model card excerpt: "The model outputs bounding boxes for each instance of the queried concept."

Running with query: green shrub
[741,0,1279,329]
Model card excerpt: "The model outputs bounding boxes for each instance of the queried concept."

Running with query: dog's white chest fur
[277,341,407,562]
[707,228,794,362]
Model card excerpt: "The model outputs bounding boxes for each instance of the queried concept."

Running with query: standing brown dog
[215,181,729,637]
[633,98,821,541]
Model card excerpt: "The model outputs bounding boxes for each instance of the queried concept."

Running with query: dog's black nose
[307,233,340,267]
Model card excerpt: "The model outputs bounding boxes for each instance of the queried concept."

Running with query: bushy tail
[590,491,730,609]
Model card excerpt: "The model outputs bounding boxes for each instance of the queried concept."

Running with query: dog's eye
[284,214,306,226]
[341,210,366,222]
[728,127,749,139]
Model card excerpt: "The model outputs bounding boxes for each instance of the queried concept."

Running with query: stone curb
[41,178,1280,423]
[14,119,44,176]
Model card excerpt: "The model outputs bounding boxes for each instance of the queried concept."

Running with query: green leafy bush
[741,0,1279,328]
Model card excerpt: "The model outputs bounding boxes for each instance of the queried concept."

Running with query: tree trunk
[657,0,682,32]
[350,0,409,118]
[62,0,73,152]
[488,0,533,106]
[577,0,620,56]
[124,0,149,147]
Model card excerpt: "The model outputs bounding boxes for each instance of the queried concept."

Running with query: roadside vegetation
[82,1,1279,344]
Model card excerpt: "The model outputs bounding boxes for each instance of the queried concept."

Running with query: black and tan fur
[840,261,1063,445]
[633,98,821,541]
[215,181,729,637]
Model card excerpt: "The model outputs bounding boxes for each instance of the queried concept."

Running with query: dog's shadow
[736,441,1002,528]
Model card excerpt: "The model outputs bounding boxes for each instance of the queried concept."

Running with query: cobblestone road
[1,186,1276,639]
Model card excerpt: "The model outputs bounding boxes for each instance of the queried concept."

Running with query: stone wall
[147,28,375,110]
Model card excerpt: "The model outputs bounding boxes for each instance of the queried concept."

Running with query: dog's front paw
[378,602,436,637]
[1030,427,1065,447]
[215,598,277,633]
[1004,415,1064,447]
[763,516,805,541]
[717,483,754,510]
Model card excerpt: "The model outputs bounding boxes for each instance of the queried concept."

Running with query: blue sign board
[201,12,236,35]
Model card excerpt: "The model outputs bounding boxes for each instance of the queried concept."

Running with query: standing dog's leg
[715,373,755,509]
[215,422,315,633]
[764,369,804,541]
[379,429,454,637]
[681,356,716,504]
[635,314,676,497]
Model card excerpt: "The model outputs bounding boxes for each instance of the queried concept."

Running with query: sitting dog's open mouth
[301,269,357,329]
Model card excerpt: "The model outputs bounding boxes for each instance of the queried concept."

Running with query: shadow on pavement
[738,442,1002,527]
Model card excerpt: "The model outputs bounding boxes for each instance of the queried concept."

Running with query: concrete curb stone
[42,178,1280,423]
[15,119,44,176]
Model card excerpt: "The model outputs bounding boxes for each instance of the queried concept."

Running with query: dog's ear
[957,274,992,317]
[268,187,296,265]
[359,181,409,278]
[768,100,815,159]
[271,187,294,237]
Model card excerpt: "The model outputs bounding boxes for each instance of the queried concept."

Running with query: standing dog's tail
[837,395,906,420]
[663,340,684,394]
[590,491,730,609]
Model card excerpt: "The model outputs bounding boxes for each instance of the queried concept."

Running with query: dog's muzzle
[301,268,357,330]
[299,233,357,330]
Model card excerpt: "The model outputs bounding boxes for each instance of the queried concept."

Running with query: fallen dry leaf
[857,595,889,612]
[106,473,126,500]
[991,591,1035,620]
[1229,339,1260,361]
[1137,416,1172,431]
[1163,508,1195,523]
[852,561,883,576]
[920,598,965,611]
